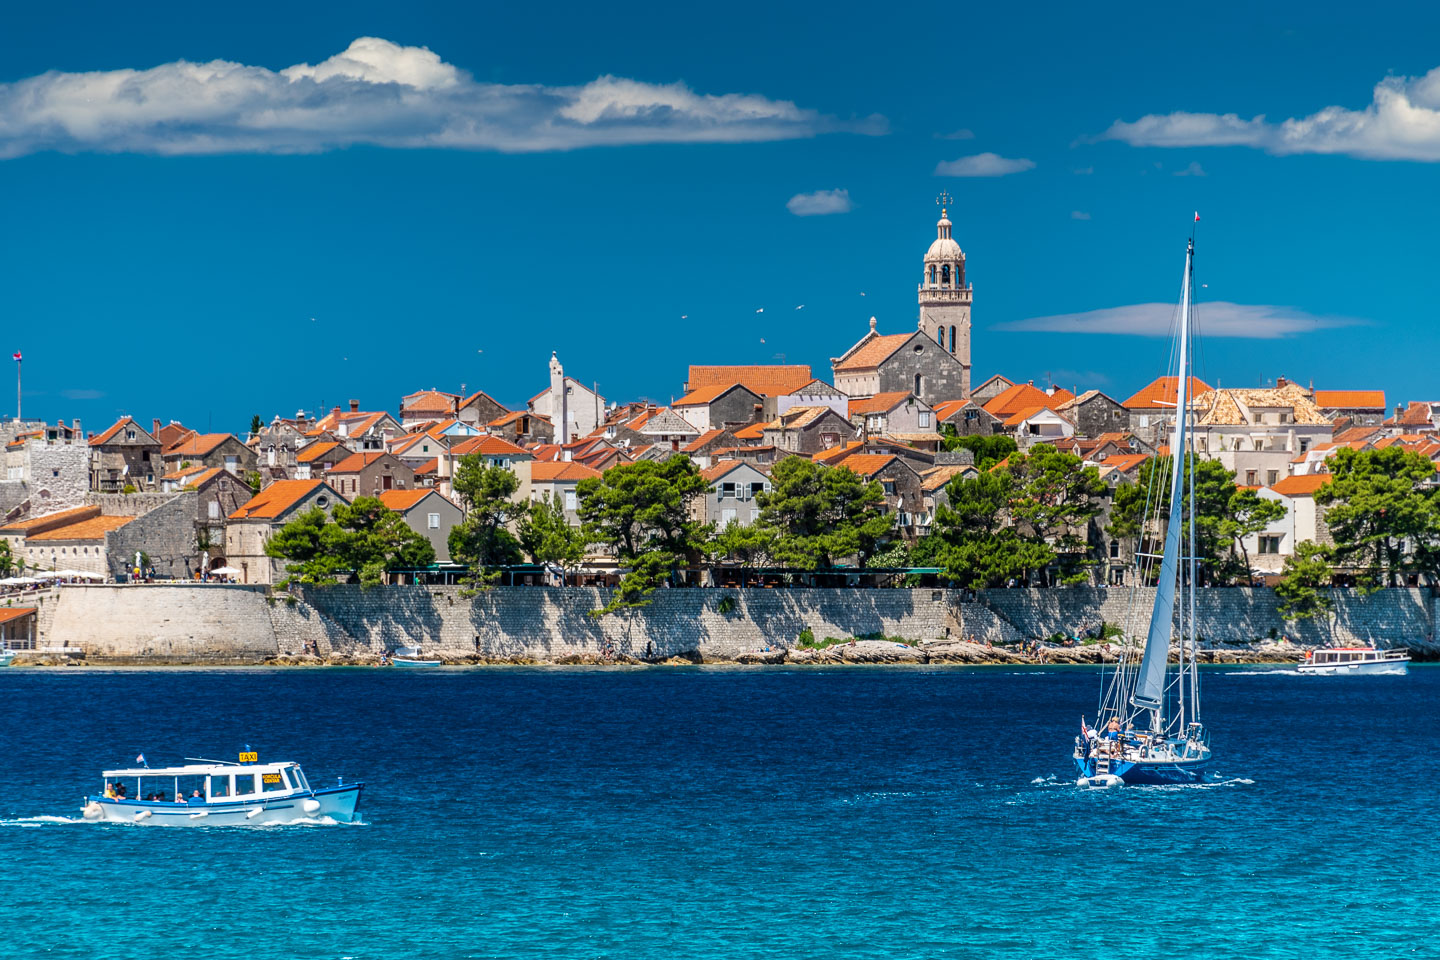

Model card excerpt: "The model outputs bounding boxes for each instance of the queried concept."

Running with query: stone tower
[917,195,972,396]
[549,351,569,444]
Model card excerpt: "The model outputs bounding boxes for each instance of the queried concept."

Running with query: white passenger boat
[392,645,441,667]
[0,650,14,667]
[1298,647,1410,675]
[81,751,363,825]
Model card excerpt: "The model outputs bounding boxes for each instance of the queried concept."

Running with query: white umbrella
[0,577,21,586]
[208,566,241,576]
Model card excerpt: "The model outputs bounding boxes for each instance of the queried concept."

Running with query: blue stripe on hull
[1073,757,1208,785]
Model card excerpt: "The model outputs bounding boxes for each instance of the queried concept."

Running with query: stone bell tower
[917,191,972,395]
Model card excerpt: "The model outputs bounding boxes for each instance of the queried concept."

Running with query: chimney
[1277,377,1289,389]
[152,419,162,436]
[72,418,82,438]
[349,399,360,413]
[331,405,342,421]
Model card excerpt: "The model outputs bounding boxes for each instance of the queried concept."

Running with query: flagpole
[14,355,19,423]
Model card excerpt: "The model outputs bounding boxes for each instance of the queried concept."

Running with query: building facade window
[427,513,440,529]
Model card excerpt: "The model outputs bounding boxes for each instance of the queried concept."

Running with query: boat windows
[261,771,288,792]
[233,773,258,796]
[287,767,308,790]
[209,774,231,798]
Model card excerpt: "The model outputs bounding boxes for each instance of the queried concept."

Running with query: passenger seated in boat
[174,792,184,803]
[1104,718,1122,740]
[104,784,116,799]
[189,790,203,801]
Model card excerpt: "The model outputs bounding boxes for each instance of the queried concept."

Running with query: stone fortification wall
[297,585,955,659]
[975,587,1434,646]
[105,492,197,578]
[87,492,181,517]
[46,584,285,661]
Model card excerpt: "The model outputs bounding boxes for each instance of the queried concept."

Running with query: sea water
[1,665,1434,958]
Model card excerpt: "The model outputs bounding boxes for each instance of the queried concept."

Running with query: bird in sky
[795,304,805,310]
[681,314,688,319]
[860,292,866,297]
[760,338,766,344]
[756,308,764,314]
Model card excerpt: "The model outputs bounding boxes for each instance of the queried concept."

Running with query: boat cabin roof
[102,762,300,778]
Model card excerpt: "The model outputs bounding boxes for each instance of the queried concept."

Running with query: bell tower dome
[918,191,972,395]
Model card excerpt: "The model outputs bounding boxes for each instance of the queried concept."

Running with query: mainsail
[1131,243,1193,712]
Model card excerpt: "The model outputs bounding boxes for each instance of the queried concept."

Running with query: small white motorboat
[1298,647,1410,675]
[81,751,363,826]
[0,650,14,667]
[391,645,442,667]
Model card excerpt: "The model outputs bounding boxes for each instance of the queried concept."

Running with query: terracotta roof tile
[687,365,813,396]
[180,467,225,489]
[0,607,38,625]
[673,383,755,406]
[29,515,135,541]
[848,391,915,415]
[700,461,767,482]
[530,461,601,483]
[327,452,392,474]
[451,435,530,457]
[1271,474,1331,496]
[983,384,1067,418]
[162,464,209,482]
[229,479,335,520]
[1314,390,1385,410]
[378,488,442,511]
[682,428,728,453]
[1196,384,1330,426]
[1002,405,1051,428]
[931,399,971,420]
[733,423,766,441]
[164,432,236,457]
[836,453,897,477]
[832,334,912,372]
[296,441,345,464]
[1122,376,1214,410]
[0,505,100,534]
[89,417,152,447]
[921,463,976,491]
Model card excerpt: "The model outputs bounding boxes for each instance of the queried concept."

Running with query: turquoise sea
[2,665,1434,958]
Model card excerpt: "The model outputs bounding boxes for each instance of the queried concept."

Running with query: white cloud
[786,188,852,216]
[0,37,886,158]
[935,128,975,140]
[996,301,1364,339]
[934,152,1035,177]
[1173,160,1207,176]
[1070,210,1091,220]
[1101,64,1440,161]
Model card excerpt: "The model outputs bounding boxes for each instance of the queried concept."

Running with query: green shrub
[717,595,738,615]
[797,627,815,647]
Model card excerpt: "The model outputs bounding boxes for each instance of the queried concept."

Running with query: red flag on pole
[1194,212,1201,222]
[10,352,19,362]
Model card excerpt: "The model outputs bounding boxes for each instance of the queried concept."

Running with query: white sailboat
[1073,234,1212,787]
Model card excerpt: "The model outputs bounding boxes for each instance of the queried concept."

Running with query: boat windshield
[287,766,308,791]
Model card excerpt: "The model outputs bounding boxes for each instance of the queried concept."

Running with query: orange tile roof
[835,453,897,477]
[1003,405,1052,428]
[733,423,766,441]
[700,461,766,482]
[0,505,100,534]
[1314,390,1385,410]
[400,390,460,414]
[687,365,813,396]
[0,607,37,625]
[29,515,135,541]
[378,488,443,511]
[983,383,1062,418]
[88,417,146,446]
[1121,376,1213,410]
[1102,453,1150,474]
[451,435,530,457]
[931,399,971,420]
[683,428,728,453]
[162,464,209,482]
[164,432,235,457]
[530,461,601,483]
[229,479,334,520]
[413,457,440,475]
[1391,403,1435,427]
[327,452,392,474]
[848,391,914,415]
[674,383,752,406]
[1271,474,1331,496]
[296,441,345,464]
[180,467,225,489]
[812,441,863,465]
[831,334,912,372]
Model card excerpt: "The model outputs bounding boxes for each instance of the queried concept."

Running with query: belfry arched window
[929,265,937,284]
[941,264,951,285]
[937,326,946,350]
[949,325,957,353]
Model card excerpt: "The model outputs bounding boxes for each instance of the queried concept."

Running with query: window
[261,771,288,793]
[1245,470,1257,486]
[749,482,766,499]
[919,411,932,428]
[941,264,951,285]
[564,490,577,511]
[948,325,957,353]
[882,481,895,495]
[1300,438,1310,453]
[1259,535,1282,555]
[427,513,440,529]
[1266,470,1279,486]
[721,508,737,525]
[929,265,936,284]
[233,773,258,796]
[937,327,946,350]
[316,496,329,508]
[720,482,736,499]
[208,502,220,520]
[1109,540,1120,559]
[914,374,923,395]
[208,775,231,798]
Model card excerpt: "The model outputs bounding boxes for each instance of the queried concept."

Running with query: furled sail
[1132,244,1193,711]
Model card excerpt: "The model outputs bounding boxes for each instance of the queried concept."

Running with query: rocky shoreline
[7,638,1384,667]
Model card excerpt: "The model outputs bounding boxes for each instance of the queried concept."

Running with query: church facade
[831,198,973,402]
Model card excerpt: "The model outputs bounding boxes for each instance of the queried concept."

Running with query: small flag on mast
[136,753,147,767]
[11,352,19,362]
[1194,212,1201,222]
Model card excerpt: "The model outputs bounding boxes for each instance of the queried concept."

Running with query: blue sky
[4,0,1439,432]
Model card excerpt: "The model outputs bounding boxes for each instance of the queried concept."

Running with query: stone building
[1,421,90,523]
[683,365,813,398]
[488,411,554,445]
[1193,382,1333,487]
[762,379,849,421]
[531,353,606,444]
[760,406,856,456]
[1243,474,1332,577]
[678,429,740,469]
[694,461,771,528]
[161,432,256,477]
[378,488,464,564]
[294,440,351,480]
[325,452,416,498]
[315,402,403,452]
[847,392,936,438]
[400,389,509,430]
[1055,390,1129,438]
[831,321,969,404]
[672,383,763,433]
[88,417,162,492]
[226,479,346,584]
[25,513,136,578]
[933,398,1002,437]
[1122,376,1214,445]
[526,461,600,525]
[251,413,317,482]
[1314,390,1387,428]
[0,504,100,572]
[969,375,1014,406]
[838,454,924,538]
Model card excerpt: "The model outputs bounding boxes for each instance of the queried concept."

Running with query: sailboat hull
[1074,756,1208,786]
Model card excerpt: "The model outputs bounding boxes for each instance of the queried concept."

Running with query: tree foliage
[0,539,13,577]
[576,457,710,615]
[249,414,263,438]
[1275,541,1335,621]
[1315,446,1440,591]
[448,456,527,588]
[753,458,891,569]
[924,469,1052,588]
[517,492,587,574]
[939,426,1017,469]
[708,520,777,569]
[265,497,435,587]
[1006,444,1107,583]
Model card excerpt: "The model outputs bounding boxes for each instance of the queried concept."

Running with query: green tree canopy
[517,492,587,574]
[265,497,435,587]
[447,456,528,587]
[939,427,1017,469]
[1275,541,1335,621]
[249,414,263,438]
[753,458,891,569]
[1006,444,1107,582]
[708,520,778,569]
[0,539,15,578]
[1315,446,1440,590]
[923,468,1052,588]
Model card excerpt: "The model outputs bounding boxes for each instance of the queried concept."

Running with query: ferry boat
[392,645,442,667]
[1298,647,1410,675]
[81,751,363,825]
[1071,232,1213,788]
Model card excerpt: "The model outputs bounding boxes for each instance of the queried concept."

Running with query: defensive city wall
[13,583,1437,662]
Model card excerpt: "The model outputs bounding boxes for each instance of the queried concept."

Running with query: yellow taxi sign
[238,751,259,763]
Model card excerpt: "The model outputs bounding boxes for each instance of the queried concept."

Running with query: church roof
[686,365,812,396]
[832,333,913,372]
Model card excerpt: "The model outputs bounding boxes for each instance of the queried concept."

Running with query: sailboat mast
[1187,240,1201,722]
[1130,239,1194,720]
